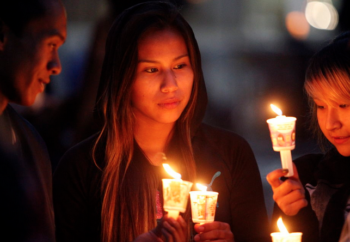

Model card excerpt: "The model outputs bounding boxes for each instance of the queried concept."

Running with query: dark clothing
[272,148,350,242]
[53,123,270,242]
[0,105,55,242]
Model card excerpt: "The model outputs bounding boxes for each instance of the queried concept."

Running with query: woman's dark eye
[146,68,158,73]
[316,105,324,109]
[174,64,185,69]
[340,104,348,108]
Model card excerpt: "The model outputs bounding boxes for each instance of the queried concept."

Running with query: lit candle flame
[270,104,283,116]
[163,163,181,179]
[277,217,289,234]
[196,183,207,191]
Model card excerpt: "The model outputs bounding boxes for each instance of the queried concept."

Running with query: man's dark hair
[0,0,46,36]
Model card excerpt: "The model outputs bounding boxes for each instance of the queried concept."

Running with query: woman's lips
[332,136,350,144]
[158,99,180,109]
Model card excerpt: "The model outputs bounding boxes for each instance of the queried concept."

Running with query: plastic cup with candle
[189,183,218,224]
[267,104,297,177]
[270,217,302,242]
[162,164,193,219]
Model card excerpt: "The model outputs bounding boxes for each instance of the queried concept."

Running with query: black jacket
[53,123,270,242]
[0,105,55,242]
[272,148,350,242]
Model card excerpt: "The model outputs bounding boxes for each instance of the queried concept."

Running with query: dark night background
[13,0,350,219]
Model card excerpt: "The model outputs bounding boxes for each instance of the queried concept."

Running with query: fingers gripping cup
[267,104,297,177]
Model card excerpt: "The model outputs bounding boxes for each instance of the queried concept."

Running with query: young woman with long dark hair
[53,2,269,242]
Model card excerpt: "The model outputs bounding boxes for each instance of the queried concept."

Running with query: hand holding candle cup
[266,166,307,216]
[267,104,297,177]
[162,164,193,219]
[271,218,302,242]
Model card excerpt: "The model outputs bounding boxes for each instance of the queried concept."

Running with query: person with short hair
[0,0,66,241]
[267,32,350,242]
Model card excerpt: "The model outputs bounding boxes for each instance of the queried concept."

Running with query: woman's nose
[161,70,178,93]
[325,108,341,130]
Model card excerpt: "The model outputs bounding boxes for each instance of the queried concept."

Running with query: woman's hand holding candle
[133,231,162,242]
[161,215,187,242]
[133,215,187,242]
[193,222,234,242]
[266,163,308,216]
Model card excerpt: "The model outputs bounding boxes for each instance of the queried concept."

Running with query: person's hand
[133,230,163,242]
[194,222,234,242]
[161,215,187,242]
[266,163,308,216]
[134,215,187,242]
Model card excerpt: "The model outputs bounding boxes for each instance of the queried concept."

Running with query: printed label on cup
[267,117,296,151]
[190,191,218,224]
[162,179,192,213]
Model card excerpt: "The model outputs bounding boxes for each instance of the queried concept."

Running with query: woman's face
[131,29,194,127]
[314,86,350,156]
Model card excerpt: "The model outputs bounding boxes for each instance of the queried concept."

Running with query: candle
[267,104,297,177]
[271,218,302,242]
[189,183,218,224]
[162,163,193,219]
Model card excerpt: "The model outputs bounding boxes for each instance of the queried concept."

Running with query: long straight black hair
[93,2,206,241]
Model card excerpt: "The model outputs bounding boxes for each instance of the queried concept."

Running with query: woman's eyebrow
[138,54,189,63]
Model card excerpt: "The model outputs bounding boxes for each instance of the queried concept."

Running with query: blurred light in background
[285,11,310,40]
[305,1,338,30]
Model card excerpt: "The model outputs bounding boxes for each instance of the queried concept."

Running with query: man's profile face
[1,2,67,106]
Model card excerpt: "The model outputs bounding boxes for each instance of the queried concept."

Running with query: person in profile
[0,0,66,241]
[267,32,350,242]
